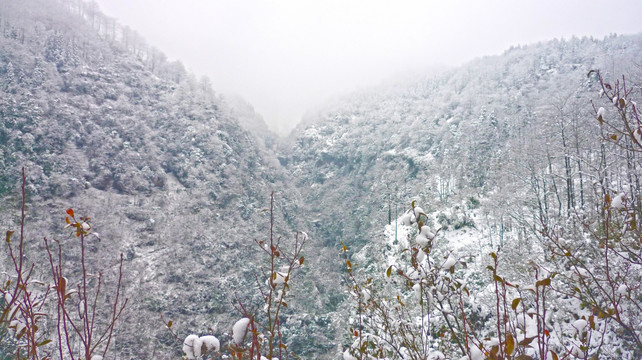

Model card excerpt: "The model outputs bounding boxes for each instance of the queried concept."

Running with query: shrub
[0,168,127,359]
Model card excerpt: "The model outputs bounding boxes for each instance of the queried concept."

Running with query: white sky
[94,0,642,135]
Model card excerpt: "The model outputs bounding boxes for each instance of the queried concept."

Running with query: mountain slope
[0,1,336,358]
[283,34,642,250]
[281,35,642,350]
[2,1,641,357]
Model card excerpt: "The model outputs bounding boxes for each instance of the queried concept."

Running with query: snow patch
[343,349,358,360]
[597,107,605,117]
[611,192,625,209]
[182,334,199,359]
[232,317,250,346]
[441,254,457,270]
[199,335,220,354]
[572,319,588,334]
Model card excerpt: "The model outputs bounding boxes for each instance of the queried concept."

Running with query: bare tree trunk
[546,150,562,217]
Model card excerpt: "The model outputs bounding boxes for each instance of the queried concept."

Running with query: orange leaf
[518,336,537,347]
[536,278,551,287]
[506,334,515,355]
[37,339,52,347]
[512,298,522,310]
[66,208,75,218]
[58,277,67,300]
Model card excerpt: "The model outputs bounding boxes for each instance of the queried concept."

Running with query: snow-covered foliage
[232,318,250,346]
[0,0,321,357]
[182,334,220,359]
[1,184,126,359]
[285,33,642,358]
[166,194,306,359]
[182,334,200,359]
[344,194,641,358]
[340,70,642,358]
[198,335,221,354]
[1,0,642,358]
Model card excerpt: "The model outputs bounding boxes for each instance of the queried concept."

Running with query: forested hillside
[285,34,641,252]
[0,1,331,358]
[285,34,642,359]
[1,0,641,359]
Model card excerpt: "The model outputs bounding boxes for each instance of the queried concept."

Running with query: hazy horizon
[94,0,642,135]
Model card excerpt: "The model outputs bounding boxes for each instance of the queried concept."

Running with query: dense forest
[1,0,641,359]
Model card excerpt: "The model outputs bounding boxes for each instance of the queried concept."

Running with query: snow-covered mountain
[284,33,641,251]
[282,33,642,358]
[1,0,641,358]
[0,1,330,358]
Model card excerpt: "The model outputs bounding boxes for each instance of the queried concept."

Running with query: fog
[94,0,642,135]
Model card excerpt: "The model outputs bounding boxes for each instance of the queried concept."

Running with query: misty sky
[94,0,642,135]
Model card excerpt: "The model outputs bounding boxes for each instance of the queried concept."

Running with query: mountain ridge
[0,1,331,358]
[1,0,641,358]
